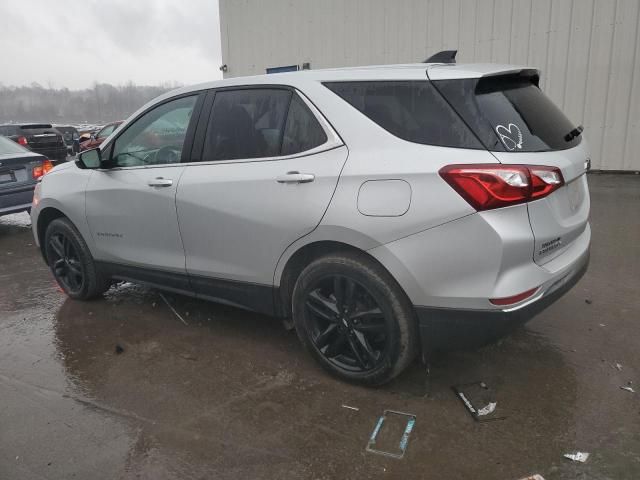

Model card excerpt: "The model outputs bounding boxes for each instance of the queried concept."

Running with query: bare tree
[0,82,175,124]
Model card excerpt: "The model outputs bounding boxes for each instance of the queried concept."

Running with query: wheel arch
[37,207,68,261]
[276,239,411,319]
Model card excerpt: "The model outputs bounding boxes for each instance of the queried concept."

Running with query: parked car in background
[79,121,123,152]
[54,125,81,155]
[0,135,52,217]
[31,61,590,385]
[0,124,67,163]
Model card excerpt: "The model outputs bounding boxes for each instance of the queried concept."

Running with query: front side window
[111,95,197,167]
[203,89,291,161]
[324,81,482,149]
[98,124,117,139]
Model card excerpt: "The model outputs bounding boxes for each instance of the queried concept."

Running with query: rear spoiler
[426,63,540,85]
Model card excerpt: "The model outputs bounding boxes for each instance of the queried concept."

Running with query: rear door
[85,94,202,277]
[176,87,347,305]
[433,72,590,265]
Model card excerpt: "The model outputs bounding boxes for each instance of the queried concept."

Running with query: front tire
[44,217,109,300]
[292,252,418,385]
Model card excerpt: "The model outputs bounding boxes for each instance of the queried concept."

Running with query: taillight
[32,159,54,179]
[439,164,564,211]
[17,136,28,146]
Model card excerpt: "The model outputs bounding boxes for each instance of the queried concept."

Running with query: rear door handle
[147,177,173,187]
[276,171,315,184]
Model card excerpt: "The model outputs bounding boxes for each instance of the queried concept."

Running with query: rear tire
[44,217,109,300]
[292,252,418,385]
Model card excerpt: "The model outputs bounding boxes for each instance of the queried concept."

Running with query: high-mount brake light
[439,164,564,211]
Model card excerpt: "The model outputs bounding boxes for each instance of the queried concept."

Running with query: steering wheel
[153,145,180,164]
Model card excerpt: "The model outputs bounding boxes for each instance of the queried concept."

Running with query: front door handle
[276,171,315,184]
[147,177,173,187]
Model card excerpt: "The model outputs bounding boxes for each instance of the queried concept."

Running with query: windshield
[0,135,28,155]
[433,74,581,152]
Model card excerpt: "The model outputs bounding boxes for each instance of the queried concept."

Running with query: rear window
[0,135,27,155]
[434,75,581,152]
[0,126,18,136]
[323,81,483,149]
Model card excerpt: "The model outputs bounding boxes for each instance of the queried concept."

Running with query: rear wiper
[564,125,584,142]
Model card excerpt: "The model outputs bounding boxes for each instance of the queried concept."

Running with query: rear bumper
[0,184,36,216]
[415,248,590,354]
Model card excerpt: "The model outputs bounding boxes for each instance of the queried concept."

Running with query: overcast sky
[0,0,222,89]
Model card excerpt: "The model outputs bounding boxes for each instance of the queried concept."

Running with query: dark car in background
[0,124,67,163]
[0,135,52,217]
[54,125,81,155]
[79,121,123,152]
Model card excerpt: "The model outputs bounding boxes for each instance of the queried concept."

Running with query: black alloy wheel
[304,274,392,373]
[48,231,85,294]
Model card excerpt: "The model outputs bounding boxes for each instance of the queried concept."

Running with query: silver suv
[31,62,591,385]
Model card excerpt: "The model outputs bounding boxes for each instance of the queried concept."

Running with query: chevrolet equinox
[31,61,591,385]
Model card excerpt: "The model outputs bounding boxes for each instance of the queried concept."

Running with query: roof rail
[424,50,457,64]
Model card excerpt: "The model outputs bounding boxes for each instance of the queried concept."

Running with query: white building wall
[219,0,640,171]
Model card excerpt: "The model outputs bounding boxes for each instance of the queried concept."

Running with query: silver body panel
[32,62,591,321]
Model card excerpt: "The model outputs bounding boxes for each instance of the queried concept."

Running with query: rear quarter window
[323,81,483,149]
[281,94,327,155]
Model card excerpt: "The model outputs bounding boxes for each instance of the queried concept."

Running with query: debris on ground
[115,344,124,354]
[159,292,189,326]
[477,401,497,416]
[180,353,197,361]
[615,363,623,371]
[599,323,606,327]
[342,404,359,411]
[366,410,416,459]
[564,451,590,463]
[585,299,593,304]
[620,385,635,393]
[517,475,545,480]
[452,381,506,422]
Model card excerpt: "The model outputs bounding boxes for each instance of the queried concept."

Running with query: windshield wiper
[564,125,584,142]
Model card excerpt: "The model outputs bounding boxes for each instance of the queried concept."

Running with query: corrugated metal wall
[220,0,640,171]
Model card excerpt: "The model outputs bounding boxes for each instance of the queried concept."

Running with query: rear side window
[204,89,292,161]
[434,75,581,152]
[282,95,327,155]
[324,81,482,149]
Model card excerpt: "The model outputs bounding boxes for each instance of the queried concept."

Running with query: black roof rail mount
[424,50,457,64]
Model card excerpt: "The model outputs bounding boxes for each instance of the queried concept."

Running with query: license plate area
[0,170,16,185]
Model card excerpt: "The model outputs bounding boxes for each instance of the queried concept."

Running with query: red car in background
[79,121,123,152]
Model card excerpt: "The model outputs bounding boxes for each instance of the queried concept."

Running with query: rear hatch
[430,68,590,265]
[20,124,65,150]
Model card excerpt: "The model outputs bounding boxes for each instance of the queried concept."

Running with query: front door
[85,94,201,278]
[176,88,347,310]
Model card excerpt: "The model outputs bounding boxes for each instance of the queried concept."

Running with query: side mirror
[77,148,102,169]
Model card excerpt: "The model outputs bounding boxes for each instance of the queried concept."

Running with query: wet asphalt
[0,174,638,480]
